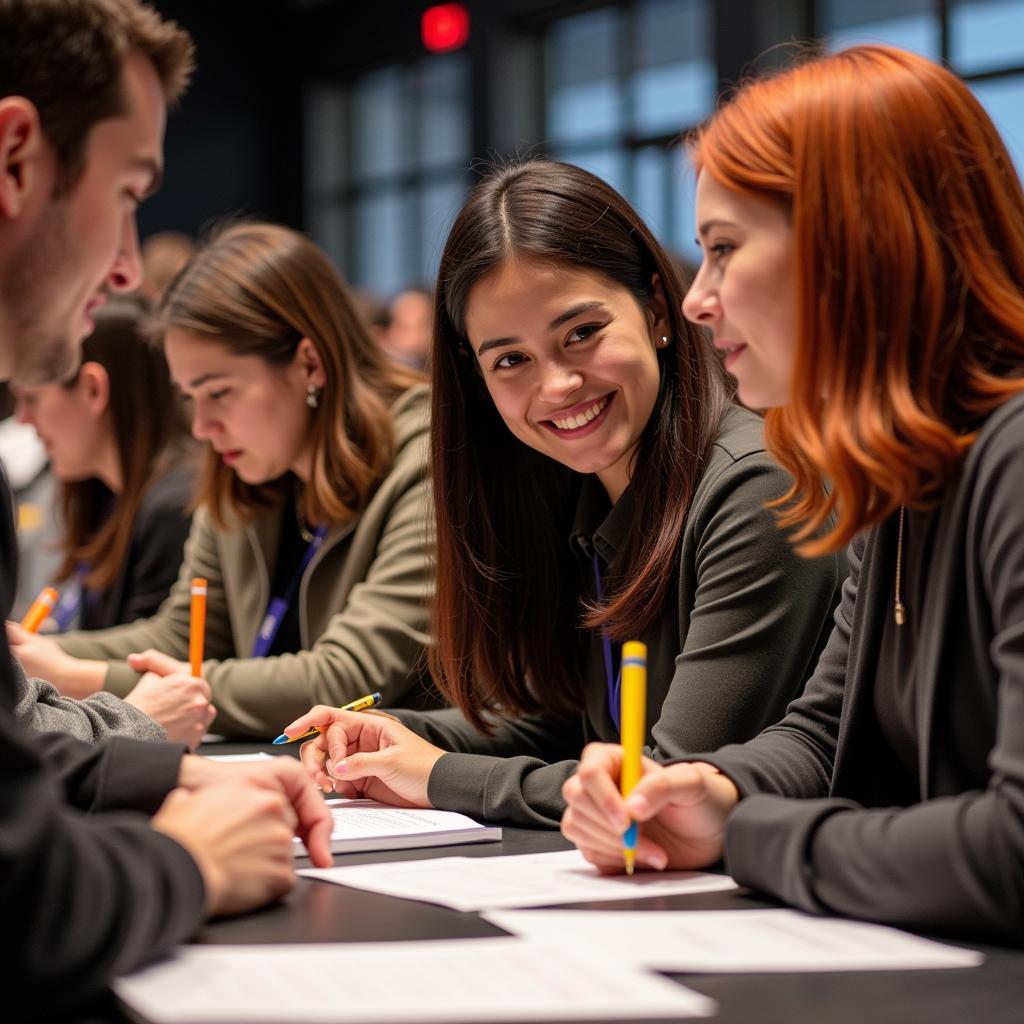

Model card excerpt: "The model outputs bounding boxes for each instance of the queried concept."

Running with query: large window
[820,0,1024,174]
[300,0,1024,296]
[544,0,715,265]
[304,54,470,298]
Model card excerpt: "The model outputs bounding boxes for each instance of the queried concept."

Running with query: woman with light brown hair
[13,221,438,738]
[561,45,1024,942]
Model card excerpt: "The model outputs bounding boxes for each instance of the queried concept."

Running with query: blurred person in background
[12,294,209,747]
[139,229,193,303]
[383,285,433,369]
[14,294,195,631]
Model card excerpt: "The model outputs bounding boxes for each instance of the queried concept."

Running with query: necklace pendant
[894,601,906,626]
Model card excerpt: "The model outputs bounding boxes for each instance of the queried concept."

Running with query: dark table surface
[61,742,1024,1024]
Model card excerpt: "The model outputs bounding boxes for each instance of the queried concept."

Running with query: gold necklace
[894,505,906,626]
[294,482,314,544]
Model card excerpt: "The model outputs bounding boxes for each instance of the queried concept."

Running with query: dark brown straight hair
[430,159,733,731]
[149,221,423,529]
[57,294,192,590]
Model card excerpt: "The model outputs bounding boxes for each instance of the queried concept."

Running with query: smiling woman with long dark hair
[287,159,844,828]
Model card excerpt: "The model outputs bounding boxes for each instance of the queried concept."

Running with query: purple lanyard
[51,565,88,632]
[251,525,327,658]
[592,553,621,730]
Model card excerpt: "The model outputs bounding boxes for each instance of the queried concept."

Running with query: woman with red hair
[561,44,1024,941]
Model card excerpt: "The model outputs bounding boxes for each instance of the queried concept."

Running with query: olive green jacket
[58,386,438,738]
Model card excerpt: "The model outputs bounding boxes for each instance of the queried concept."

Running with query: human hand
[6,621,105,697]
[153,781,298,917]
[127,649,190,678]
[561,743,739,873]
[284,706,445,808]
[125,671,216,750]
[176,754,333,868]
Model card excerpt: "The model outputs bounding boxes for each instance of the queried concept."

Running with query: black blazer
[80,461,193,629]
[0,474,204,1014]
[702,391,1024,942]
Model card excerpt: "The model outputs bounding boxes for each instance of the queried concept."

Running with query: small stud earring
[659,335,670,347]
[306,384,321,409]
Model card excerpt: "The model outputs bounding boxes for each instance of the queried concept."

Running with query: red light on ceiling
[422,3,469,54]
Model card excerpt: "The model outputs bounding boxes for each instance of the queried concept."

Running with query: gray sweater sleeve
[406,457,842,829]
[12,656,166,742]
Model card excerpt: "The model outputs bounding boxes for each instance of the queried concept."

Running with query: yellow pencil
[189,577,207,677]
[21,586,59,634]
[272,692,383,745]
[620,641,647,876]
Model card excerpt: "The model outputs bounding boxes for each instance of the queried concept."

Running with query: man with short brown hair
[0,1,331,1012]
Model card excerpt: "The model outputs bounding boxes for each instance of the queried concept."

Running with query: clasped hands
[155,753,334,917]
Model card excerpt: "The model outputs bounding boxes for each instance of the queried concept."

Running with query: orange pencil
[21,586,59,633]
[189,577,207,677]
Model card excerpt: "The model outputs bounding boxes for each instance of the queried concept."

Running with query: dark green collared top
[398,405,845,827]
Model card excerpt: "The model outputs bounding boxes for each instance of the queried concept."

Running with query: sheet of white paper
[113,939,716,1023]
[482,909,984,972]
[293,799,501,856]
[203,752,275,762]
[301,848,737,910]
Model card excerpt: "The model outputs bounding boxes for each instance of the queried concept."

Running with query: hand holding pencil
[560,639,741,873]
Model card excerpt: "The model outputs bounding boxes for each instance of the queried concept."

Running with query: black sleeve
[0,709,205,1012]
[0,473,204,1010]
[33,730,189,814]
[703,427,1024,942]
[119,471,193,624]
[397,706,587,828]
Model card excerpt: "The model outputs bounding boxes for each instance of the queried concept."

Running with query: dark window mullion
[406,62,423,291]
[620,1,635,202]
[938,0,950,63]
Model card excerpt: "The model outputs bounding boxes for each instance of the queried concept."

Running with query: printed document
[483,909,984,972]
[203,752,275,763]
[296,799,501,856]
[114,938,716,1023]
[301,848,737,910]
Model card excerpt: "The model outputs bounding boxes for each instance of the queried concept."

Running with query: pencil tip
[271,735,288,745]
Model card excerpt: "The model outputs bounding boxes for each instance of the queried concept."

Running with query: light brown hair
[150,221,423,530]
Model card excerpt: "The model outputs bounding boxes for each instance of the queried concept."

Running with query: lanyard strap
[591,552,621,730]
[51,565,88,632]
[251,525,327,657]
